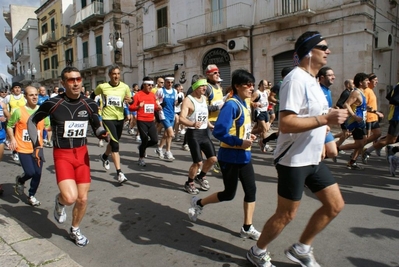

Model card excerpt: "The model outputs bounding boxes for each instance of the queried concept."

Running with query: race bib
[63,121,88,138]
[244,123,252,140]
[321,105,329,115]
[22,129,40,142]
[196,112,208,123]
[107,96,122,107]
[144,104,154,113]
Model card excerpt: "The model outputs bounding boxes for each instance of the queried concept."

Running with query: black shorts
[186,129,216,163]
[351,127,367,140]
[388,120,399,136]
[268,109,275,116]
[340,123,347,130]
[366,121,380,131]
[255,111,269,122]
[276,162,336,201]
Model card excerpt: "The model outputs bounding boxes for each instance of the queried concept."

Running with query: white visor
[143,81,154,85]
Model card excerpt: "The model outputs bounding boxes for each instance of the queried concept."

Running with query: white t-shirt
[175,91,184,113]
[274,67,329,167]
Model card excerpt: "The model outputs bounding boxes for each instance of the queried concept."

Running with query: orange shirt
[14,106,44,154]
[364,88,378,122]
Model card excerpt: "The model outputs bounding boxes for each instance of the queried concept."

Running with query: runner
[94,65,132,184]
[0,100,10,195]
[28,66,108,247]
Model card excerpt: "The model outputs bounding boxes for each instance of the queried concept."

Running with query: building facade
[136,0,399,113]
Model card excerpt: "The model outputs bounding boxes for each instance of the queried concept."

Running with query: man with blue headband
[247,31,348,267]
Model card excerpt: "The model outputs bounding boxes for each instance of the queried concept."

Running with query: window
[43,58,50,71]
[50,18,55,32]
[65,48,73,66]
[211,0,223,25]
[95,35,103,66]
[83,41,88,58]
[41,23,48,35]
[157,7,168,44]
[282,0,302,15]
[82,0,87,8]
[51,55,58,69]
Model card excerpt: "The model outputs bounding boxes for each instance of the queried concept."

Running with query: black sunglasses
[313,45,329,51]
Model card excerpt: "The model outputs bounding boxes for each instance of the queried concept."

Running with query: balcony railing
[175,2,252,42]
[72,1,104,27]
[260,0,314,24]
[5,45,12,58]
[42,69,59,80]
[15,47,30,61]
[76,54,104,71]
[3,6,10,26]
[41,31,57,44]
[143,27,171,50]
[4,26,11,42]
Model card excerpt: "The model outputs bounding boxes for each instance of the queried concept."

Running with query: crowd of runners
[0,30,398,267]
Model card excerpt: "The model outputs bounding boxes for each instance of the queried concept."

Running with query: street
[0,132,398,267]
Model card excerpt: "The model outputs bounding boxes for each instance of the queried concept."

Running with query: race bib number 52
[63,121,88,138]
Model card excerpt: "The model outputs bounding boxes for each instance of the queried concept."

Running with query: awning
[148,68,175,78]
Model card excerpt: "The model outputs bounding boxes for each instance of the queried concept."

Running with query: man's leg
[298,183,344,245]
[72,183,90,228]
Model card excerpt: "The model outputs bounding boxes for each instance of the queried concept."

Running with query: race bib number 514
[63,121,88,138]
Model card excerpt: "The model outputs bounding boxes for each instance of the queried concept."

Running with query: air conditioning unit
[375,32,394,51]
[227,37,248,53]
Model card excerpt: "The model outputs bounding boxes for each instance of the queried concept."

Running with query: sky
[0,0,41,84]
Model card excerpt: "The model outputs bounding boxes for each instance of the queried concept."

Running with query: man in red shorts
[28,66,108,247]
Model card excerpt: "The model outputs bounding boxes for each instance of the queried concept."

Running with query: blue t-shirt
[38,95,50,105]
[320,84,332,108]
[161,88,177,120]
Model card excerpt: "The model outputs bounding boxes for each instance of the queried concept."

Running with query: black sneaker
[347,162,363,170]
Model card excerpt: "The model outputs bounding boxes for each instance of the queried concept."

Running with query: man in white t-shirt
[246,31,348,267]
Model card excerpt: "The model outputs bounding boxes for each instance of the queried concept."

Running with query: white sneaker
[180,128,186,135]
[138,158,146,167]
[155,148,164,159]
[240,225,261,240]
[136,135,141,142]
[117,172,128,184]
[12,153,19,161]
[188,196,202,221]
[98,139,104,147]
[99,154,110,170]
[54,194,66,224]
[28,196,41,206]
[182,144,190,151]
[164,151,175,161]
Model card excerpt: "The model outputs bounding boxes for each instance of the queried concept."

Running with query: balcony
[76,54,105,72]
[5,46,12,58]
[42,69,59,81]
[3,6,10,27]
[12,73,27,83]
[42,31,57,46]
[15,47,30,61]
[7,64,15,76]
[260,0,315,25]
[4,27,11,43]
[71,1,105,32]
[143,27,172,51]
[175,2,252,44]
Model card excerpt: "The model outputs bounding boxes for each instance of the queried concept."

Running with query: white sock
[71,226,79,232]
[296,242,311,253]
[251,245,267,256]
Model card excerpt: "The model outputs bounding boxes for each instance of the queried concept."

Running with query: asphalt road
[0,131,398,267]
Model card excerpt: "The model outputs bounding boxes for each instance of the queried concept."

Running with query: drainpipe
[250,0,257,74]
[372,2,376,73]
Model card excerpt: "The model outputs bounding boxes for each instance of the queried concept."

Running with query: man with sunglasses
[94,65,132,184]
[247,31,348,267]
[28,66,108,247]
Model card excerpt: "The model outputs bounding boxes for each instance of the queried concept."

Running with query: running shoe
[265,144,274,152]
[117,172,128,184]
[164,151,175,161]
[155,148,164,159]
[182,144,190,151]
[28,196,41,206]
[138,158,146,167]
[99,154,110,170]
[180,128,186,135]
[136,135,141,142]
[188,196,202,222]
[361,148,370,164]
[54,194,66,224]
[127,128,134,135]
[184,182,199,195]
[240,225,261,240]
[338,150,346,155]
[213,162,221,173]
[14,175,24,195]
[285,244,320,267]
[389,155,397,177]
[98,139,104,147]
[12,153,19,162]
[70,227,89,247]
[258,139,266,153]
[194,176,210,191]
[246,247,275,267]
[347,162,363,170]
[385,145,394,162]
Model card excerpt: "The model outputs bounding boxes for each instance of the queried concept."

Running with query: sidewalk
[0,208,82,267]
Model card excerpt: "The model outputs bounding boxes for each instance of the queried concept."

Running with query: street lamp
[26,64,37,84]
[107,32,123,62]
